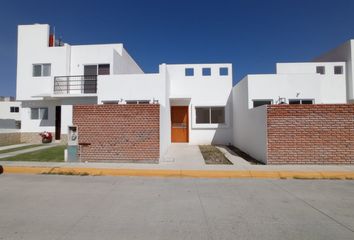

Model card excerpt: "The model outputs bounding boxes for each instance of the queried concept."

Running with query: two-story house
[16,24,233,159]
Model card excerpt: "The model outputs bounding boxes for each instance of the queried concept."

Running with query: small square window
[219,67,228,76]
[10,107,19,113]
[185,68,194,76]
[316,66,325,75]
[202,68,211,76]
[334,66,343,75]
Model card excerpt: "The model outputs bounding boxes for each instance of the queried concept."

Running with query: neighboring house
[16,24,232,159]
[232,52,353,164]
[0,96,21,129]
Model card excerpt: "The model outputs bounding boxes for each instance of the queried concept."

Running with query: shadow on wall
[210,93,233,145]
[0,119,20,129]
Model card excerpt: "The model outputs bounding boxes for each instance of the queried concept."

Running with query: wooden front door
[171,106,189,142]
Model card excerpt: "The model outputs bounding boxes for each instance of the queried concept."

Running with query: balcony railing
[54,75,97,94]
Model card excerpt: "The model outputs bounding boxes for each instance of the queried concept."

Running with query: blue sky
[1,0,354,97]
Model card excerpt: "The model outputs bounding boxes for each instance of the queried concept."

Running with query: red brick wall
[73,104,160,163]
[267,104,354,164]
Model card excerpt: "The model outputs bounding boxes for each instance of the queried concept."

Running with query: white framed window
[10,107,19,113]
[33,64,51,77]
[334,66,343,75]
[253,99,272,108]
[31,108,48,120]
[185,68,194,76]
[84,64,110,76]
[316,66,325,75]
[289,99,314,104]
[196,107,225,124]
[202,68,211,76]
[219,67,228,76]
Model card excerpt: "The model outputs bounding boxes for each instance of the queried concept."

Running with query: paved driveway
[0,175,353,240]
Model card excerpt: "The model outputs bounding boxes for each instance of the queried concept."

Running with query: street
[0,174,353,240]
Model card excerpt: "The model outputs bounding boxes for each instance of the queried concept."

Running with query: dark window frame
[202,68,211,76]
[195,106,226,124]
[185,68,194,76]
[334,66,343,75]
[316,66,325,75]
[219,67,228,76]
[253,100,273,108]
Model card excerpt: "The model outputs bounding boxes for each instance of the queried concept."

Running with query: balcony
[54,75,97,95]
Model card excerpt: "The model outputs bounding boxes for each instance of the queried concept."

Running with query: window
[84,64,110,76]
[98,64,110,75]
[31,108,48,120]
[219,67,228,76]
[10,107,19,113]
[316,66,325,75]
[102,101,119,104]
[33,64,51,77]
[126,100,150,104]
[185,68,194,76]
[334,66,343,75]
[202,68,211,76]
[253,100,272,108]
[289,99,314,104]
[196,107,225,124]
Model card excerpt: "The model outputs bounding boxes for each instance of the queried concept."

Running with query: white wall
[167,64,233,145]
[16,24,70,100]
[247,69,346,107]
[314,40,354,102]
[0,101,21,129]
[232,77,268,163]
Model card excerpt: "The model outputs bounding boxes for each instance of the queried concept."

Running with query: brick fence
[267,104,354,164]
[73,104,160,163]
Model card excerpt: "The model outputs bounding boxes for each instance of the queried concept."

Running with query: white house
[0,96,21,129]
[232,56,351,163]
[16,24,233,157]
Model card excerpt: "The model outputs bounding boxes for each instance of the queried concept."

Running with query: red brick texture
[73,104,160,163]
[267,104,354,164]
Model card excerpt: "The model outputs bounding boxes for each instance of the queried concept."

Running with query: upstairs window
[185,68,194,76]
[316,66,325,75]
[10,107,19,113]
[33,64,51,77]
[98,64,110,75]
[253,100,272,108]
[196,107,225,124]
[334,66,343,75]
[126,100,150,104]
[31,108,48,120]
[202,68,211,76]
[219,67,228,76]
[289,99,314,104]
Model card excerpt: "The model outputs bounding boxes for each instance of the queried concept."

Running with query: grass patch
[199,145,232,165]
[0,145,66,162]
[0,144,42,154]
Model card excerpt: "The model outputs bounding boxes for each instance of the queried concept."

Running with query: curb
[2,166,354,179]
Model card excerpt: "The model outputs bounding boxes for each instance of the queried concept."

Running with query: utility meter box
[67,126,78,162]
[68,126,78,146]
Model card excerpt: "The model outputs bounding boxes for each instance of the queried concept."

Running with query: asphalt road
[0,174,353,240]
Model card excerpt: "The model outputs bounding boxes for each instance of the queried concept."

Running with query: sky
[1,0,354,97]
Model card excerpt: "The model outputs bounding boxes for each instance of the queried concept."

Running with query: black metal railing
[54,75,97,94]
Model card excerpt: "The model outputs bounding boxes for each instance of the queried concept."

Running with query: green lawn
[0,144,42,155]
[0,145,66,162]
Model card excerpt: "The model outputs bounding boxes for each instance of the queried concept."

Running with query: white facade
[16,24,233,156]
[0,99,21,129]
[233,61,349,163]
